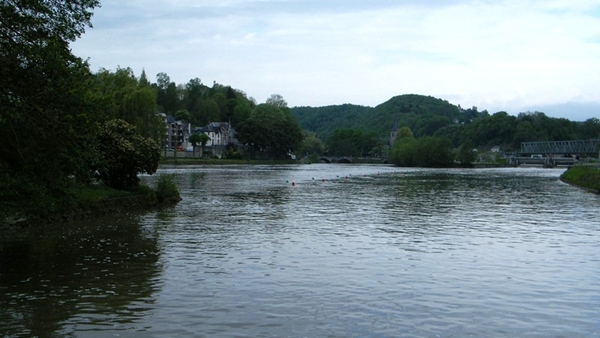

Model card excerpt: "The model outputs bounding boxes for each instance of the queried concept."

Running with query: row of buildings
[163,114,237,158]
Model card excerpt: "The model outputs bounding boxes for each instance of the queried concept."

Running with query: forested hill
[291,94,485,140]
[290,104,372,141]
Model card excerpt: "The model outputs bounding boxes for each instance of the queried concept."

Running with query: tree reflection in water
[0,215,162,337]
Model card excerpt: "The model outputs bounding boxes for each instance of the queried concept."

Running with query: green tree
[175,109,192,123]
[456,141,477,167]
[391,137,418,167]
[327,128,361,156]
[95,120,160,190]
[398,127,414,139]
[231,102,252,128]
[391,130,453,168]
[298,131,325,158]
[237,104,302,159]
[326,128,380,157]
[0,0,101,218]
[266,94,288,108]
[188,133,210,158]
[391,127,417,166]
[91,67,163,142]
[577,118,600,139]
[155,72,181,115]
[414,136,454,167]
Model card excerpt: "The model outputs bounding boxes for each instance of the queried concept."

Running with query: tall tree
[91,68,163,142]
[237,104,302,159]
[155,72,181,115]
[0,0,101,217]
[266,94,288,108]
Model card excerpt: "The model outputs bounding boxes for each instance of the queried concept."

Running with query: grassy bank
[4,175,181,227]
[560,165,600,193]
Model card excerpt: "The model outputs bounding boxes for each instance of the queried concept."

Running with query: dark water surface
[1,164,599,337]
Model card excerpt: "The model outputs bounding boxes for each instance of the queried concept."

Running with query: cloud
[72,0,600,119]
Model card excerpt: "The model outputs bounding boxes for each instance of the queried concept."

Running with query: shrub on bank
[155,174,181,204]
[3,178,181,227]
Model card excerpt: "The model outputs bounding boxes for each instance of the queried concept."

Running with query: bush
[95,119,161,191]
[391,135,453,167]
[155,174,181,204]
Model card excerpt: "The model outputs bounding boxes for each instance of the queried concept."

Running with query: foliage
[398,127,414,139]
[70,183,133,202]
[225,143,244,159]
[291,104,372,141]
[266,94,288,108]
[153,76,255,128]
[237,103,303,159]
[0,0,101,217]
[155,174,181,204]
[326,128,381,157]
[292,95,468,142]
[91,67,164,142]
[391,131,454,168]
[188,133,202,148]
[189,133,211,157]
[293,95,600,154]
[95,119,161,191]
[298,131,325,158]
[174,109,192,123]
[391,137,418,167]
[456,141,477,167]
[414,137,454,167]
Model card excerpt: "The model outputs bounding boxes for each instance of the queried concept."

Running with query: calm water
[1,164,599,337]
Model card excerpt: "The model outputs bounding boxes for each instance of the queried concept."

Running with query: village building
[193,122,238,158]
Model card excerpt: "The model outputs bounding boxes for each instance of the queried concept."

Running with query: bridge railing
[521,139,599,155]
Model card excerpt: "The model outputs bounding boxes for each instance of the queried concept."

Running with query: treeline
[0,1,303,221]
[291,95,484,141]
[435,111,600,151]
[293,95,600,161]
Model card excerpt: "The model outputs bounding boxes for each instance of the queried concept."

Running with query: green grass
[69,182,157,201]
[69,183,133,202]
[560,166,600,192]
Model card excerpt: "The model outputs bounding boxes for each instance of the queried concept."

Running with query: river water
[1,164,599,337]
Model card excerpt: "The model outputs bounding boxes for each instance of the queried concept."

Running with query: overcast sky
[71,0,600,121]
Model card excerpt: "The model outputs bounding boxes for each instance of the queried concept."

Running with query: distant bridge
[507,156,577,167]
[521,139,599,155]
[320,156,353,163]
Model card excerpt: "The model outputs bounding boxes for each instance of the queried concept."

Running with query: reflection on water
[0,216,162,337]
[1,165,599,337]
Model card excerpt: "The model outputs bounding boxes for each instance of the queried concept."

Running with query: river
[1,164,599,337]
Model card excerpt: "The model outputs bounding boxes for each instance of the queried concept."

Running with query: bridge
[507,155,578,167]
[319,156,353,163]
[520,139,599,155]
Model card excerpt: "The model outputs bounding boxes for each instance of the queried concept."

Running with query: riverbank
[4,176,181,228]
[560,165,600,193]
[160,158,298,165]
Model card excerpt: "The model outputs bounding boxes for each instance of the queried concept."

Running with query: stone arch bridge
[319,156,353,163]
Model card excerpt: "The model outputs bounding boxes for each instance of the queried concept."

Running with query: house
[162,114,191,151]
[193,122,238,158]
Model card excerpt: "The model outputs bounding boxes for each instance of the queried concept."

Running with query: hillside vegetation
[291,94,600,153]
[292,94,484,142]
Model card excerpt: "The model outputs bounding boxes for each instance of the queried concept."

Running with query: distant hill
[291,94,483,141]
